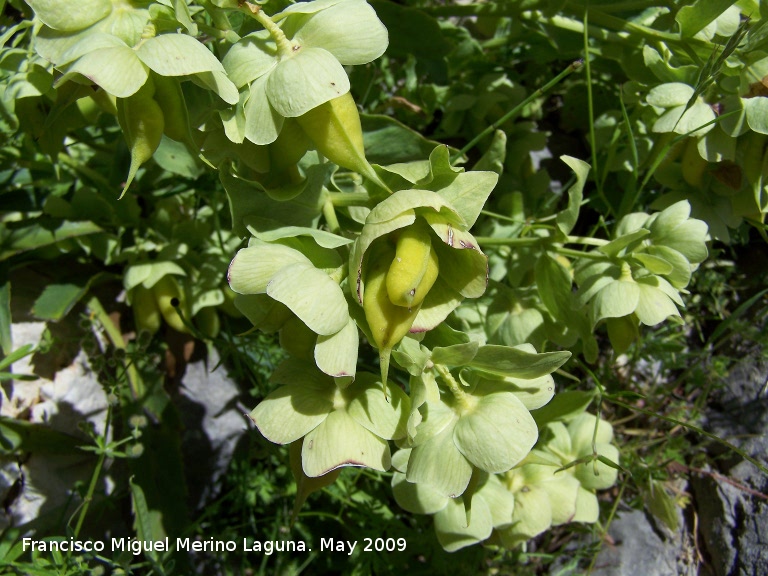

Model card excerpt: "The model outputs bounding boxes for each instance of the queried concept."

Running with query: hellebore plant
[222,0,387,186]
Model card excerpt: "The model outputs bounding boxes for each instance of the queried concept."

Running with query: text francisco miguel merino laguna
[22,537,313,555]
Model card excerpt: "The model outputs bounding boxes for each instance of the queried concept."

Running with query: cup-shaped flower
[227,230,359,379]
[30,1,238,103]
[495,412,619,547]
[250,361,409,477]
[352,188,489,335]
[222,0,388,145]
[614,200,709,289]
[497,450,584,547]
[403,385,538,498]
[391,451,516,552]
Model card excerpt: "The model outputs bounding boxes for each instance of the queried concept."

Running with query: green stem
[87,296,144,399]
[475,236,543,247]
[243,2,294,58]
[554,246,605,260]
[435,364,470,408]
[328,191,371,207]
[322,198,341,233]
[451,60,583,163]
[582,10,611,216]
[566,235,609,246]
[68,404,111,558]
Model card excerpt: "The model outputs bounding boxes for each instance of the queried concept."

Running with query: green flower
[391,453,516,552]
[250,361,409,477]
[29,0,237,101]
[497,413,619,546]
[222,0,388,144]
[227,228,359,379]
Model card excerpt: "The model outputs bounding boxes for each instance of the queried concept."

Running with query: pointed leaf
[470,345,571,379]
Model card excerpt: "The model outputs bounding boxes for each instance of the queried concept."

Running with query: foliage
[1,0,768,574]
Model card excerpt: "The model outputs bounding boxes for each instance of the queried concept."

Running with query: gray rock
[693,355,768,576]
[590,508,698,576]
[177,348,249,508]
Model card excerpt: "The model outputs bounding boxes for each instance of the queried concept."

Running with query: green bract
[222,0,387,145]
[249,361,409,477]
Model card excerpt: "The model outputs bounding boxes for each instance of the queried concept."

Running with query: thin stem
[553,246,605,260]
[566,235,609,246]
[322,198,341,233]
[68,404,112,560]
[582,9,611,216]
[607,397,768,476]
[87,296,144,399]
[435,364,470,408]
[328,191,371,207]
[242,2,293,58]
[451,60,583,163]
[475,236,543,247]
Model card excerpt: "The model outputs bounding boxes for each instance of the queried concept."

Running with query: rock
[590,508,697,576]
[0,322,110,532]
[693,355,768,576]
[176,347,249,509]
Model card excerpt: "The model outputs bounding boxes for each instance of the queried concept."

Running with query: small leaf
[531,390,596,428]
[556,156,590,236]
[470,345,571,379]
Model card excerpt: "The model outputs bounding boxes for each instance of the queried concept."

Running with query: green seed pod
[152,73,194,146]
[296,92,381,184]
[116,81,165,198]
[152,275,190,334]
[387,222,440,308]
[132,285,161,335]
[363,241,421,389]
